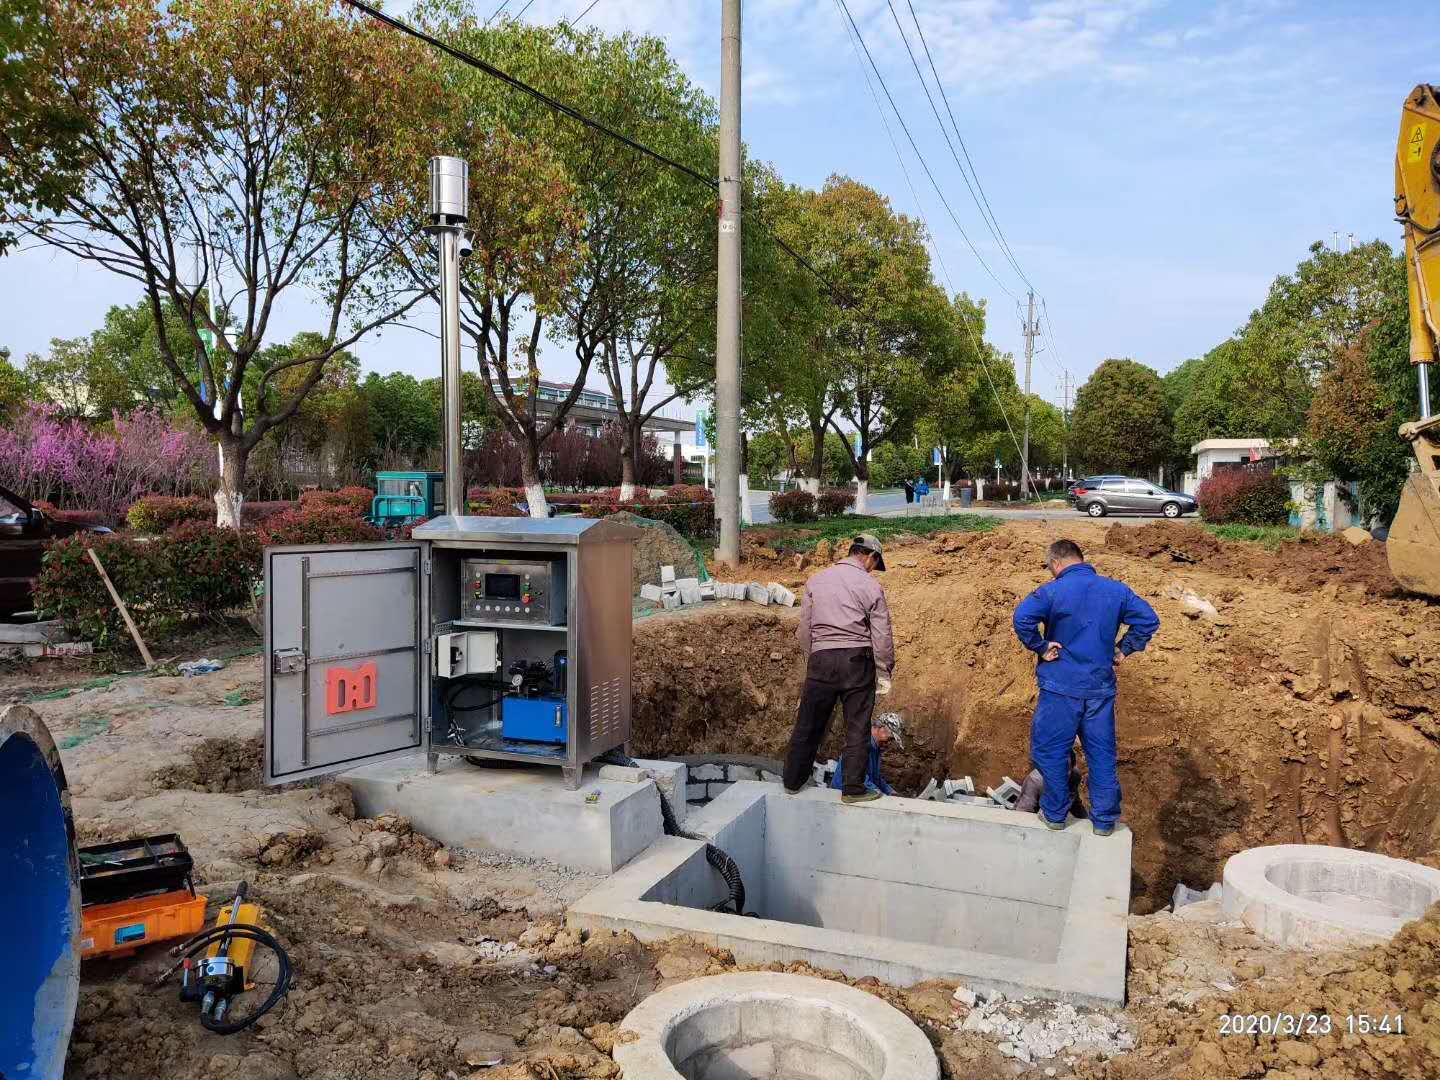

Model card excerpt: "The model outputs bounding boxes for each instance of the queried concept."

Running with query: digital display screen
[485,573,522,600]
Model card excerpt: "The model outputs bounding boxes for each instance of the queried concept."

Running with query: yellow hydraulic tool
[1390,84,1440,596]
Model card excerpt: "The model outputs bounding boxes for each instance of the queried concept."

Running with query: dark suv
[0,485,110,617]
[1068,476,1197,519]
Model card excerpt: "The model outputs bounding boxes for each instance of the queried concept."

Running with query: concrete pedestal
[344,755,685,874]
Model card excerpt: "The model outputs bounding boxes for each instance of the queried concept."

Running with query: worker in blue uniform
[1011,538,1159,835]
[829,712,904,797]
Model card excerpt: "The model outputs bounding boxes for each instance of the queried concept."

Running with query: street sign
[694,411,707,448]
[932,448,942,466]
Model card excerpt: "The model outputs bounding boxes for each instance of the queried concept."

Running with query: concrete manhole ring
[612,971,939,1080]
[1222,844,1440,949]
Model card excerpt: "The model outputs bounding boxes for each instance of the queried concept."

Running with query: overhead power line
[901,0,1034,293]
[342,0,717,188]
[566,0,603,25]
[832,0,1020,304]
[833,0,1025,466]
[343,0,853,310]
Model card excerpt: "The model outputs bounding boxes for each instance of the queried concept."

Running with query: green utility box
[371,471,445,526]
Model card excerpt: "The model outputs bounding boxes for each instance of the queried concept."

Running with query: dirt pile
[604,510,700,596]
[1106,520,1403,597]
[152,734,263,792]
[1087,901,1440,1078]
[633,521,1440,913]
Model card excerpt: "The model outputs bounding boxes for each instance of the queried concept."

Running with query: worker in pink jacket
[782,534,896,804]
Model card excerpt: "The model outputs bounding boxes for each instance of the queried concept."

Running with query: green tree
[361,373,441,467]
[1070,359,1171,476]
[4,0,444,524]
[1305,250,1416,522]
[0,348,33,419]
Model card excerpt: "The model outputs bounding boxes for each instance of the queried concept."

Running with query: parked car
[0,485,111,618]
[1067,476,1197,519]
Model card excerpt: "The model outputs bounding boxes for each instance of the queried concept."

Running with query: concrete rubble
[954,987,1136,1065]
[644,565,796,609]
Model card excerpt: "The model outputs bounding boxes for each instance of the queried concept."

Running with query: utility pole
[1020,289,1037,499]
[1060,370,1072,481]
[714,0,743,568]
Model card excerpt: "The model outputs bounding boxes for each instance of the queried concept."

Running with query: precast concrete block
[675,576,700,592]
[746,583,771,605]
[690,764,725,782]
[661,564,677,583]
[662,593,681,610]
[767,582,796,606]
[679,585,703,605]
[639,583,664,602]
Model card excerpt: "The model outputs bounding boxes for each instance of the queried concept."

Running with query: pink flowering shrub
[0,404,213,523]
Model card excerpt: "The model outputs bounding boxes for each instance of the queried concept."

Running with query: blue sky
[0,0,1417,413]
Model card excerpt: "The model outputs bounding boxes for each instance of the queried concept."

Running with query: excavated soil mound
[605,510,701,596]
[151,734,263,793]
[1106,520,1403,597]
[1091,901,1440,1079]
[632,522,1440,914]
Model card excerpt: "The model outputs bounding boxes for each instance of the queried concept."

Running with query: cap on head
[851,533,886,571]
[874,711,905,748]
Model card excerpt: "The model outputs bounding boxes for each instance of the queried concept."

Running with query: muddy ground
[10,518,1439,1079]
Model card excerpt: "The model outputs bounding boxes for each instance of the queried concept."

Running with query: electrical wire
[834,0,1026,467]
[565,0,602,26]
[342,0,852,310]
[902,0,1033,292]
[342,0,717,190]
[831,0,1018,303]
[158,924,293,1035]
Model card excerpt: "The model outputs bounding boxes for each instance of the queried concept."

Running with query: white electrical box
[435,630,499,678]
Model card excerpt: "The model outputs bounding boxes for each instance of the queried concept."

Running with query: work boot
[1092,823,1117,837]
[1042,815,1067,831]
[784,785,804,795]
[841,791,882,805]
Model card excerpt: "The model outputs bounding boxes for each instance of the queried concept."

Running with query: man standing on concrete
[1012,538,1159,835]
[783,534,895,804]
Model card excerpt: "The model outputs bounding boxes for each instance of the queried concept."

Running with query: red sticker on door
[325,662,378,715]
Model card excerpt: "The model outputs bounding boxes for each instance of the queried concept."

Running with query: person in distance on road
[1011,538,1159,835]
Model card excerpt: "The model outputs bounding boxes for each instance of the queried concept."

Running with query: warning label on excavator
[1408,123,1427,163]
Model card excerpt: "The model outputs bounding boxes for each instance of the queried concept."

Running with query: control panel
[460,557,566,626]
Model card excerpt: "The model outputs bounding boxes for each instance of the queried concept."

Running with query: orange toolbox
[80,889,207,959]
[78,834,206,959]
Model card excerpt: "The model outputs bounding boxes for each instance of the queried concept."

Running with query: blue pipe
[0,705,80,1079]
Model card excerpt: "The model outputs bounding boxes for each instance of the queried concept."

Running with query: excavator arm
[1388,84,1440,596]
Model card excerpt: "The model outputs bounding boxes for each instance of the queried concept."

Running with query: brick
[691,764,725,781]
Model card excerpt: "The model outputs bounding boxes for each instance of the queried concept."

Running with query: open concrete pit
[571,782,1131,1005]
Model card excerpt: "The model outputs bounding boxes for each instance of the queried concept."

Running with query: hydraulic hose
[157,923,293,1035]
[599,750,751,915]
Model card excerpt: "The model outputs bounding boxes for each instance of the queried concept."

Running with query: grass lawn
[1203,522,1302,546]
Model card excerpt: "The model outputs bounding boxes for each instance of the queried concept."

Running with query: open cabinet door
[265,543,426,784]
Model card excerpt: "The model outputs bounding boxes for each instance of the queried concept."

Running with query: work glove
[876,673,893,697]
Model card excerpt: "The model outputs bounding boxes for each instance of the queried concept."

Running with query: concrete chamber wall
[572,783,1131,1005]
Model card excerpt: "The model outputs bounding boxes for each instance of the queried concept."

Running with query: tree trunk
[521,439,549,518]
[619,427,638,502]
[853,455,869,515]
[214,435,246,529]
[807,420,825,494]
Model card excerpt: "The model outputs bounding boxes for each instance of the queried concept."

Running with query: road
[746,489,1176,527]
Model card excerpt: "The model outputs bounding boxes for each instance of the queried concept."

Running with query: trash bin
[960,487,973,508]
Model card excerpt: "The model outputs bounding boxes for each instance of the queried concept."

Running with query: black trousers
[782,647,876,797]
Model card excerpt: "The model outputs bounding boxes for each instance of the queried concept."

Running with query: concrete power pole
[1060,370,1072,481]
[1020,289,1037,499]
[714,0,743,568]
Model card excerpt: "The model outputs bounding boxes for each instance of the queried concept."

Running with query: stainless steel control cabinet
[264,516,638,790]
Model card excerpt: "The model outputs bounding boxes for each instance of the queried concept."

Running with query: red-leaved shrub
[298,486,374,516]
[1196,470,1291,525]
[256,505,385,546]
[770,489,817,523]
[815,488,856,517]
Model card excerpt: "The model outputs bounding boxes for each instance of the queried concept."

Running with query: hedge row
[35,507,387,641]
[299,486,374,516]
[36,526,261,642]
[126,495,213,534]
[580,498,716,538]
[1196,470,1291,526]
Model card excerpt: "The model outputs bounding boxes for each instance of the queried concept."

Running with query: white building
[1182,438,1283,495]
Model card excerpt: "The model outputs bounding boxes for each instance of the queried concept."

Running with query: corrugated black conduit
[599,750,752,916]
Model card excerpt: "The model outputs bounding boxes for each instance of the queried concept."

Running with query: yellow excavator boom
[1388,84,1440,596]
